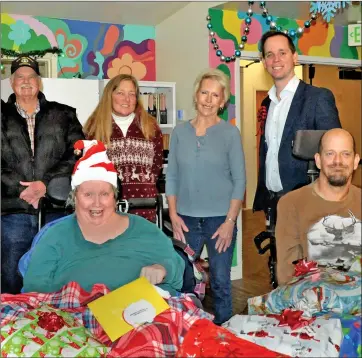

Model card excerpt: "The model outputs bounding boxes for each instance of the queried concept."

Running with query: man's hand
[211,221,235,253]
[19,181,46,209]
[170,213,189,243]
[140,264,167,285]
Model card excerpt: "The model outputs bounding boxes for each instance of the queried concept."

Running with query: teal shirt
[23,214,185,296]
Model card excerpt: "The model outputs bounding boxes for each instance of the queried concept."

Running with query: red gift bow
[294,258,319,277]
[270,308,316,331]
[256,105,268,136]
[38,311,66,332]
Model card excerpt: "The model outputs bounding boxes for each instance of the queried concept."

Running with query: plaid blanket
[1,281,213,357]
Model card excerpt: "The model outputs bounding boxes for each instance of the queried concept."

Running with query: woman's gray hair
[192,68,231,109]
[66,185,119,208]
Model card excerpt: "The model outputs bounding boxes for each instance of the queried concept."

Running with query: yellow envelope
[88,277,170,341]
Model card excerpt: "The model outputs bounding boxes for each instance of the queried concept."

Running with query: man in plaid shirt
[1,55,84,294]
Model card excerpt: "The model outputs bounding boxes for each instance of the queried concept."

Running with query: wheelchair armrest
[126,197,157,208]
[38,176,71,230]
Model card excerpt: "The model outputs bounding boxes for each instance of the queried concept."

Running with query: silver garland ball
[297,27,304,35]
[239,43,245,50]
[244,26,250,34]
[270,21,276,29]
[220,55,226,61]
[231,55,236,61]
[283,29,288,35]
[206,15,211,21]
[247,8,253,16]
[214,44,219,50]
[210,31,215,36]
[263,8,268,15]
[311,13,317,20]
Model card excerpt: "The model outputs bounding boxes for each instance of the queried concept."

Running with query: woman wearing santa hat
[22,140,184,295]
[83,74,163,223]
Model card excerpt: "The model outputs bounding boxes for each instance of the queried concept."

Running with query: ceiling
[2,1,360,27]
[1,1,191,26]
[215,1,362,26]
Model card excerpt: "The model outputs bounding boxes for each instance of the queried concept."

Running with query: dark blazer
[1,92,85,215]
[253,80,341,212]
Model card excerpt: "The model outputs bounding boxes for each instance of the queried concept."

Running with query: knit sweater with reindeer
[107,117,163,222]
[276,182,361,285]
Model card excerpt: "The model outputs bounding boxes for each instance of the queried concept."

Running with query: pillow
[248,268,361,317]
[1,305,110,357]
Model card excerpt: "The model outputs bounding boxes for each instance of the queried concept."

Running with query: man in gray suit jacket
[253,31,341,215]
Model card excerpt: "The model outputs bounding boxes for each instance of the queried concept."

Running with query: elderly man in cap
[1,55,85,294]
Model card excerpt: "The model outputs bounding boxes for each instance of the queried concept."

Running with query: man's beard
[327,175,348,187]
[326,165,350,187]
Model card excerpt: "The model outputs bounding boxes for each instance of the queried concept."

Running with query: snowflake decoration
[310,1,351,23]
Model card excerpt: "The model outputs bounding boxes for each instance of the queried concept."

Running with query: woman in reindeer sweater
[84,74,163,222]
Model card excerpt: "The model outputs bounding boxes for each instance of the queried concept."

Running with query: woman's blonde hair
[84,74,157,144]
[192,68,231,109]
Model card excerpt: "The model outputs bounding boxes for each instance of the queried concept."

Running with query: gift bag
[318,312,362,358]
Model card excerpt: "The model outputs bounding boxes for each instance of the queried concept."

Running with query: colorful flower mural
[208,7,361,124]
[8,20,31,46]
[1,14,156,80]
[107,54,147,79]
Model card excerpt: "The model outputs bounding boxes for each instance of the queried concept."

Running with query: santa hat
[71,140,118,189]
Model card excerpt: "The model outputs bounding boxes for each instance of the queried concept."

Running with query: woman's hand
[211,220,235,253]
[140,264,166,285]
[170,213,189,243]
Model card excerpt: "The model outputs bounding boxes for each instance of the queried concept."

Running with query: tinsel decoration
[1,47,63,59]
[208,1,318,63]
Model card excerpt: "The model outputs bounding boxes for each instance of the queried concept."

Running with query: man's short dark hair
[259,31,296,58]
[318,130,356,154]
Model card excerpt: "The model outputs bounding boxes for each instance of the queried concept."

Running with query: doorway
[303,64,361,188]
[238,59,361,281]
[239,61,361,211]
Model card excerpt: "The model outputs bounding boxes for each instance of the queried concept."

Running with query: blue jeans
[1,212,64,294]
[179,214,237,325]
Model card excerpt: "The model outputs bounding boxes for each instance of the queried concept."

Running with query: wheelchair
[254,130,328,288]
[20,175,207,302]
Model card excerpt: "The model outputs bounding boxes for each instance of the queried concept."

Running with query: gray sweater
[166,120,246,217]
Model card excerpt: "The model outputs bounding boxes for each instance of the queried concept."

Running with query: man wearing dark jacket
[253,31,341,215]
[1,55,85,294]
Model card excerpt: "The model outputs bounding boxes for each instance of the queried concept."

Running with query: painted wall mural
[208,7,362,124]
[1,13,156,80]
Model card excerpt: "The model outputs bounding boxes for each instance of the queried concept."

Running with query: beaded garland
[208,1,318,63]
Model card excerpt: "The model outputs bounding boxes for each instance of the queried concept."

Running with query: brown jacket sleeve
[276,195,303,285]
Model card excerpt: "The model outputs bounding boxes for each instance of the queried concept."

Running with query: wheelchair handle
[254,231,276,255]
